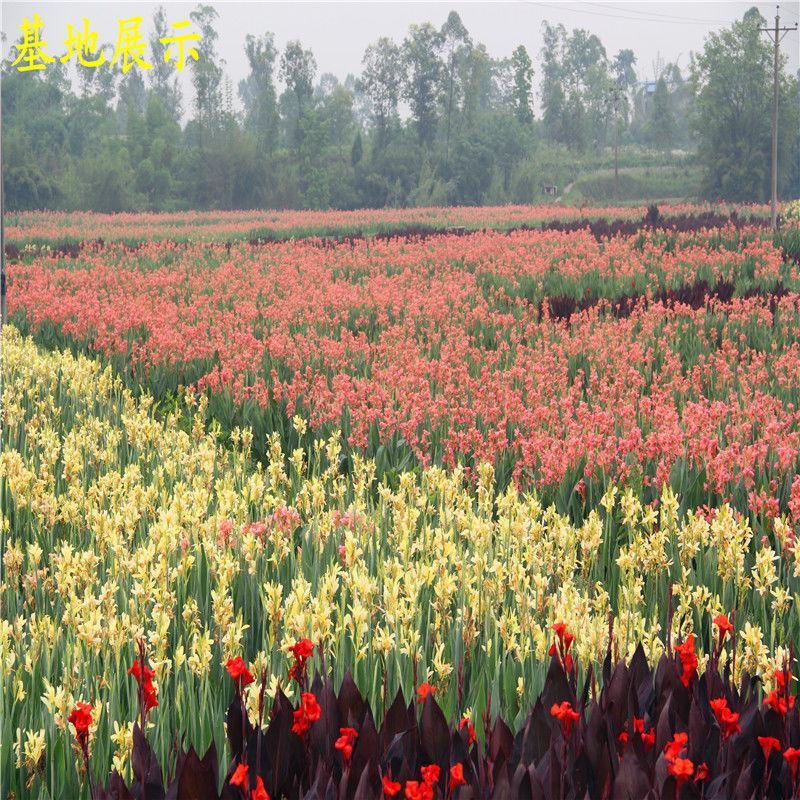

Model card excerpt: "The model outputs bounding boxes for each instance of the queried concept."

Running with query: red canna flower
[335,727,358,766]
[289,639,314,661]
[416,682,436,704]
[383,775,402,797]
[449,763,466,791]
[459,716,476,746]
[713,613,733,639]
[764,668,795,717]
[633,718,655,750]
[549,622,575,672]
[668,757,694,790]
[129,658,158,711]
[288,639,314,684]
[128,660,155,682]
[785,748,800,781]
[67,702,93,746]
[251,776,270,800]
[763,691,788,715]
[404,781,433,800]
[758,736,782,762]
[664,732,688,763]
[291,691,321,737]
[674,635,698,687]
[695,762,709,782]
[230,762,249,788]
[420,764,440,786]
[550,701,580,738]
[226,656,255,689]
[709,697,740,740]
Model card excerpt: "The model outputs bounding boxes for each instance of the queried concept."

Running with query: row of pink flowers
[6,202,771,244]
[9,225,800,501]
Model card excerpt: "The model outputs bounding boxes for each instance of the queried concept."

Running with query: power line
[571,2,735,25]
[532,2,729,26]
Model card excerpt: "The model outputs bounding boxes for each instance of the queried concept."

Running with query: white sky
[3,1,798,111]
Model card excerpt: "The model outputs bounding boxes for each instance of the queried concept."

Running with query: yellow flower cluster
[1,325,798,781]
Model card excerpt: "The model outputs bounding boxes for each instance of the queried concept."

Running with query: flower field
[3,202,770,248]
[3,205,800,799]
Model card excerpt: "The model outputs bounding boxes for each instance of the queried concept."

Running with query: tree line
[3,5,798,212]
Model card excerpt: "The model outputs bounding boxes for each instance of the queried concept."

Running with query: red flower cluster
[230,762,249,789]
[674,634,698,687]
[619,717,655,752]
[786,747,800,782]
[550,701,580,738]
[548,622,575,673]
[128,658,158,712]
[382,775,402,797]
[251,775,270,800]
[416,682,436,704]
[226,656,255,691]
[758,736,782,762]
[449,763,467,792]
[67,702,93,746]
[403,782,432,800]
[335,727,358,766]
[291,691,321,737]
[664,732,688,762]
[420,765,440,785]
[709,697,740,740]
[664,733,694,790]
[288,639,314,685]
[713,613,734,640]
[404,763,440,800]
[634,717,655,750]
[459,716,476,746]
[764,668,796,717]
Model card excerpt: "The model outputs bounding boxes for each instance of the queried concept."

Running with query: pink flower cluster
[9,221,800,501]
[7,202,765,244]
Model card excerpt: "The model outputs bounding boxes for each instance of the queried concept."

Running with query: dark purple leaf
[130,723,165,800]
[419,694,450,781]
[337,673,366,729]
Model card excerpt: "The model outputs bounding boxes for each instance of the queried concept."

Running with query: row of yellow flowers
[1,324,798,796]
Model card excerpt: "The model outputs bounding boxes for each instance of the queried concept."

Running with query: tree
[359,36,403,150]
[116,69,146,127]
[564,30,609,149]
[319,80,356,156]
[188,4,223,140]
[648,76,675,150]
[280,40,317,150]
[360,38,402,150]
[149,6,183,119]
[401,23,442,146]
[612,49,637,94]
[510,45,534,124]
[439,11,471,169]
[239,32,279,154]
[612,48,637,125]
[351,131,363,166]
[692,8,799,200]
[461,44,494,127]
[540,22,567,143]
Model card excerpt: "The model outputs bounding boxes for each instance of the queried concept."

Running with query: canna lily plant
[84,633,800,800]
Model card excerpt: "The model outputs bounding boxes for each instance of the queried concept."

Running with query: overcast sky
[3,1,798,111]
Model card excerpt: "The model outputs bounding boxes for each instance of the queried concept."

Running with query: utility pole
[760,6,797,230]
[607,85,624,200]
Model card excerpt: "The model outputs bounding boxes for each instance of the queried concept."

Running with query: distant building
[543,184,558,197]
[645,81,657,95]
